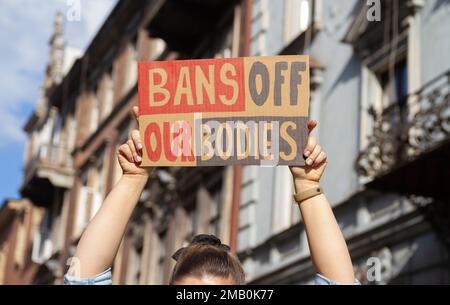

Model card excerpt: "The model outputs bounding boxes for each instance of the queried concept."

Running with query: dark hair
[170,234,245,284]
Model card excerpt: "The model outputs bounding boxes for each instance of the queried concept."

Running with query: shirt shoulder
[314,273,361,285]
[64,268,112,285]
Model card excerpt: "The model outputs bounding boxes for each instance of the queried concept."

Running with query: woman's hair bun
[192,234,231,252]
[171,234,231,261]
[192,234,221,246]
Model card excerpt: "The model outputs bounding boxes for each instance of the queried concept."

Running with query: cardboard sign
[138,55,310,167]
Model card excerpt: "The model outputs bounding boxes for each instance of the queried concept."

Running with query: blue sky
[0,0,117,204]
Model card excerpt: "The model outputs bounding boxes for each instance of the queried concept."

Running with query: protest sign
[138,55,310,167]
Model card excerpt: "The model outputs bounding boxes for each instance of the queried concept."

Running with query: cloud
[0,0,117,146]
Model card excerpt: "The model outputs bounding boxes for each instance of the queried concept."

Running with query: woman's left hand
[290,120,327,191]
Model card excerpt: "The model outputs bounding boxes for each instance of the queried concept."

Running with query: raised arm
[290,120,355,284]
[67,107,150,278]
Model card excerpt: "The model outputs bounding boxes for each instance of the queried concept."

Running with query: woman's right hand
[117,106,152,178]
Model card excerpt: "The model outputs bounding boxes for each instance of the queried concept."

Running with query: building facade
[237,0,450,284]
[11,0,245,285]
[0,0,449,285]
[0,199,43,284]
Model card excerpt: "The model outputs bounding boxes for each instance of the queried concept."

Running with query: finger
[306,144,321,166]
[313,151,327,167]
[304,135,316,158]
[127,139,141,163]
[307,120,317,134]
[118,144,133,163]
[132,106,139,125]
[131,129,143,153]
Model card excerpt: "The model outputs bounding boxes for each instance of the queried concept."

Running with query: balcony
[356,70,450,197]
[20,143,74,206]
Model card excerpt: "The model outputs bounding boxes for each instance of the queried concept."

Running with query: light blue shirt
[64,268,113,285]
[64,268,359,285]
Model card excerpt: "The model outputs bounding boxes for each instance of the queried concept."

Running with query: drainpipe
[240,0,253,57]
[229,0,252,253]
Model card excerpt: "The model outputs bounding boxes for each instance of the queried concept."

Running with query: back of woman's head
[170,234,245,285]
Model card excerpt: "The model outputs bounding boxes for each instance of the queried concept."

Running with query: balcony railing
[25,143,72,177]
[356,70,450,180]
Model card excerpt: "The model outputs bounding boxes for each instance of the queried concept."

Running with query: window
[113,41,138,104]
[184,207,196,245]
[98,68,114,121]
[360,57,408,150]
[39,116,54,161]
[250,0,270,56]
[52,113,62,146]
[73,167,102,238]
[284,0,311,44]
[147,230,160,284]
[237,204,253,252]
[93,146,108,198]
[208,184,223,237]
[345,0,417,153]
[157,232,167,284]
[50,113,67,166]
[80,186,102,230]
[31,206,54,264]
[271,166,296,234]
[66,114,77,155]
[237,166,258,252]
[378,59,408,109]
[43,204,54,233]
[88,88,100,134]
[125,37,138,94]
[214,22,234,59]
[113,119,132,185]
[127,238,143,284]
[47,195,63,254]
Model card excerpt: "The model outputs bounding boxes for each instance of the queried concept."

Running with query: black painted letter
[290,62,306,105]
[249,62,270,106]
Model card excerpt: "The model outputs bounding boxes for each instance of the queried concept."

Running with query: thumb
[132,106,139,125]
